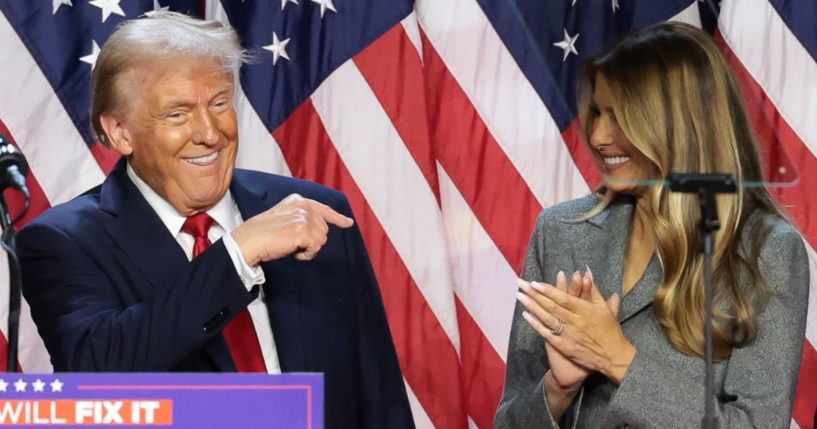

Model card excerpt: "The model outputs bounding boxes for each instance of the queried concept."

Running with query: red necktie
[182,212,267,372]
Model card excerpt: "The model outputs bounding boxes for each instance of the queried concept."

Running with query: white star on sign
[311,0,336,18]
[52,0,72,14]
[0,379,7,392]
[553,29,579,62]
[90,0,126,23]
[50,379,64,393]
[80,40,101,70]
[153,0,169,11]
[32,379,45,393]
[263,32,291,66]
[282,0,299,10]
[14,379,26,393]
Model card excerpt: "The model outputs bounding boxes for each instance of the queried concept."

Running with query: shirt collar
[126,163,236,235]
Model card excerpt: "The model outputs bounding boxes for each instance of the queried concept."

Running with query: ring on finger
[550,319,565,336]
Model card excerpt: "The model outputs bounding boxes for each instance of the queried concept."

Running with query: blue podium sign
[0,373,323,428]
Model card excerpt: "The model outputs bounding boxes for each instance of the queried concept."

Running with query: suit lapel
[99,161,189,293]
[99,161,230,371]
[230,173,307,373]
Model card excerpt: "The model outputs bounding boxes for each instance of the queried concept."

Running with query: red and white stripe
[0,7,103,373]
[719,1,817,427]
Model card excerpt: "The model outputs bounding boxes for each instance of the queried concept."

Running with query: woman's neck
[631,196,656,248]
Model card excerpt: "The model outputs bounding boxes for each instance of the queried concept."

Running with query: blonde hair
[90,11,248,146]
[578,22,784,360]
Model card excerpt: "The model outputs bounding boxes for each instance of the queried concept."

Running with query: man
[17,11,413,429]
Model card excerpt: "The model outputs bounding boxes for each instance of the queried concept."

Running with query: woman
[494,22,809,428]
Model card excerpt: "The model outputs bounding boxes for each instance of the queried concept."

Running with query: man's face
[107,57,239,216]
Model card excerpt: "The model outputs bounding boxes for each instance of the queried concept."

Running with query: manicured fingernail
[585,265,594,280]
[516,292,530,304]
[557,271,565,280]
[611,292,619,299]
[530,282,546,292]
[516,278,529,289]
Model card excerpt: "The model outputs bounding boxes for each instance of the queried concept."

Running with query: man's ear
[99,112,134,156]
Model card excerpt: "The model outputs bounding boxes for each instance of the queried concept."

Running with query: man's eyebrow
[160,99,195,111]
[157,85,234,111]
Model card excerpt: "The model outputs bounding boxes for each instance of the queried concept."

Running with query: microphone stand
[0,187,28,373]
[667,173,736,429]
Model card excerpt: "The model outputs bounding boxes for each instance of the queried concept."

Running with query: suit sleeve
[494,211,583,429]
[18,221,256,371]
[604,222,810,428]
[338,196,415,428]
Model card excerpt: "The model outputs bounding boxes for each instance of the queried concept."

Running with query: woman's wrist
[543,370,582,422]
[544,370,583,397]
[603,341,637,385]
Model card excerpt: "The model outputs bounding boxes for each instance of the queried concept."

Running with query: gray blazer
[494,195,809,428]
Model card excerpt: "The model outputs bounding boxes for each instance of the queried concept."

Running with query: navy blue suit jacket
[18,160,414,429]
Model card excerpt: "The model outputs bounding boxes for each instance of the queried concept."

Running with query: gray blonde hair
[90,11,248,146]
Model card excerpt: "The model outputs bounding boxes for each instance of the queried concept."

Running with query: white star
[32,379,45,393]
[553,29,579,62]
[153,0,169,11]
[282,0,299,10]
[80,40,102,70]
[310,0,337,18]
[13,379,26,393]
[263,32,291,66]
[50,379,64,393]
[89,0,126,23]
[612,0,620,12]
[52,0,72,14]
[0,379,7,392]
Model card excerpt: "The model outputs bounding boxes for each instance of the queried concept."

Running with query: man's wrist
[223,232,266,290]
[230,227,260,267]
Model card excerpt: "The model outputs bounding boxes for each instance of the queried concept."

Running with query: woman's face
[589,74,653,196]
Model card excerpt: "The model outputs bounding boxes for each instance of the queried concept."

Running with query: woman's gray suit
[494,195,809,428]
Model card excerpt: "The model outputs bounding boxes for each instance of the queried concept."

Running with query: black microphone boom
[0,135,29,199]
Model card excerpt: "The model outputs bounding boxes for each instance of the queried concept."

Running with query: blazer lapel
[618,254,662,323]
[579,196,663,323]
[578,198,633,308]
[230,173,307,373]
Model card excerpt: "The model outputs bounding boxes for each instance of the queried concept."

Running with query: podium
[0,373,323,428]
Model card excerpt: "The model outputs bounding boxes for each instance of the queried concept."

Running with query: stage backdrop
[0,0,814,428]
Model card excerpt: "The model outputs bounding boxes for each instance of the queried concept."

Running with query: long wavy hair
[578,22,786,360]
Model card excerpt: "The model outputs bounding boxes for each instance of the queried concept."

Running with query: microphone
[0,133,29,198]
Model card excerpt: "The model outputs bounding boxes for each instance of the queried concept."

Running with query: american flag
[0,0,814,428]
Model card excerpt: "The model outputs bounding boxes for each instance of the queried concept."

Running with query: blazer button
[203,308,229,333]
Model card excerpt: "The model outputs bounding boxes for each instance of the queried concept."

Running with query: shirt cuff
[223,232,266,291]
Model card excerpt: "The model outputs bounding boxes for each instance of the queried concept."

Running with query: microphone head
[0,133,28,177]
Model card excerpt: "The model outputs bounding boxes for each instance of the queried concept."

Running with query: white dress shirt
[127,165,281,374]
